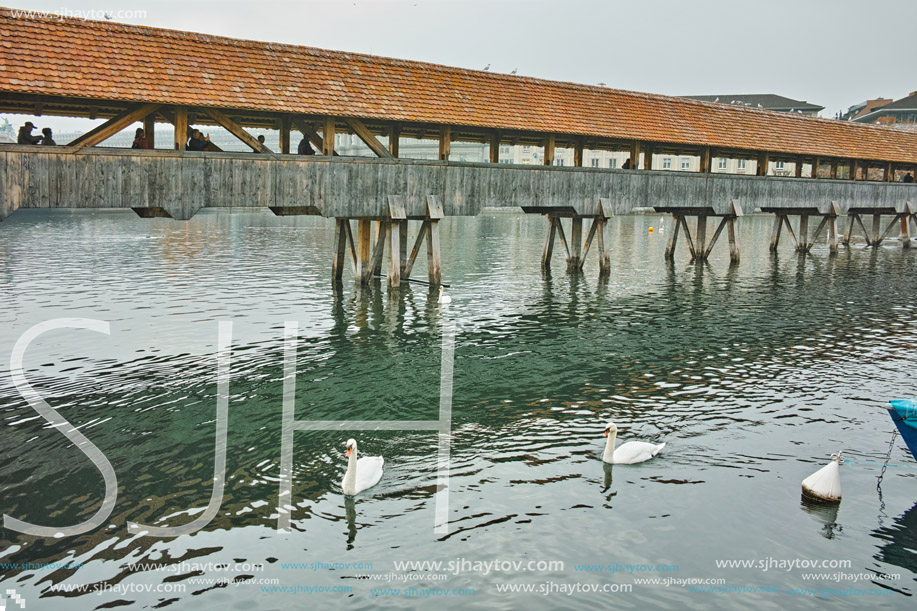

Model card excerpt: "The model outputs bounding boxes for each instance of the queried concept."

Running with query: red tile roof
[1,7,916,164]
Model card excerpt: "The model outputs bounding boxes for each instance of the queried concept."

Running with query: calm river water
[0,208,915,610]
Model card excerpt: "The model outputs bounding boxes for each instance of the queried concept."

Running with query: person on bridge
[40,127,56,146]
[187,129,211,151]
[298,137,315,155]
[17,122,42,144]
[904,173,914,183]
[132,128,151,149]
[622,158,632,169]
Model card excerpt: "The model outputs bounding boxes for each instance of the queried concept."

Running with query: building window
[775,161,785,170]
[663,157,672,169]
[681,157,691,171]
[499,158,513,164]
[609,158,617,169]
[555,159,564,166]
[738,159,746,171]
[718,158,727,170]
[591,158,600,167]
[500,146,510,153]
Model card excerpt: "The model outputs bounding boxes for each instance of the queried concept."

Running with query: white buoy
[801,452,843,503]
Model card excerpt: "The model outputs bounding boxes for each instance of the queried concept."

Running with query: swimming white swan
[602,422,665,464]
[341,438,384,496]
[438,286,452,304]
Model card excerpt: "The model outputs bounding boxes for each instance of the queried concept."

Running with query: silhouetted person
[621,158,631,170]
[298,137,315,155]
[17,121,42,144]
[40,127,56,146]
[187,129,210,151]
[257,135,265,145]
[904,173,914,183]
[132,127,150,149]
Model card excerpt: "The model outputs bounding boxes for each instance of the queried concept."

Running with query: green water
[0,209,915,610]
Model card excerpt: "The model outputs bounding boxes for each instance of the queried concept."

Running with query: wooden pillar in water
[426,195,444,285]
[332,218,349,283]
[797,214,809,252]
[871,214,882,246]
[387,196,406,287]
[568,217,583,270]
[694,216,707,260]
[769,214,783,252]
[665,213,681,259]
[356,219,372,283]
[542,216,557,269]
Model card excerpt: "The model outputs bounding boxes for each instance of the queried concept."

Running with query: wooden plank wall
[1,146,915,221]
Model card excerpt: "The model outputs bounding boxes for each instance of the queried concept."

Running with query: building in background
[840,98,892,121]
[850,91,917,129]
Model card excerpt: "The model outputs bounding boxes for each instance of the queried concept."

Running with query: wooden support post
[700,147,712,173]
[542,216,557,269]
[810,216,829,250]
[544,134,556,166]
[829,161,837,180]
[871,213,882,245]
[404,221,427,279]
[387,196,406,287]
[901,204,914,248]
[884,162,893,182]
[345,117,393,158]
[399,220,408,273]
[643,143,653,170]
[332,218,349,282]
[850,160,859,181]
[426,195,445,285]
[797,214,809,252]
[439,126,451,161]
[580,217,600,268]
[878,214,904,246]
[573,138,584,168]
[174,106,188,151]
[727,217,739,263]
[769,214,783,252]
[827,216,839,254]
[144,114,156,149]
[372,221,384,276]
[205,107,272,153]
[390,123,401,158]
[782,215,799,249]
[554,218,571,262]
[694,216,707,260]
[629,141,641,170]
[757,152,770,176]
[489,132,499,163]
[597,216,610,275]
[568,217,583,270]
[795,159,803,178]
[665,213,681,259]
[280,116,291,154]
[356,219,372,284]
[323,116,335,156]
[842,213,855,246]
[703,217,728,260]
[812,158,820,179]
[680,216,697,260]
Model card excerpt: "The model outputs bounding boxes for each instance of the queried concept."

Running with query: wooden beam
[757,152,770,176]
[292,117,338,156]
[143,114,156,149]
[542,216,557,269]
[323,116,335,157]
[642,143,653,170]
[205,107,272,153]
[280,116,291,154]
[851,160,859,181]
[629,141,641,170]
[795,158,803,178]
[390,123,401,158]
[490,131,500,163]
[829,161,837,180]
[344,117,393,158]
[332,218,348,282]
[439,125,451,161]
[543,134,555,166]
[884,162,893,182]
[812,157,820,179]
[700,147,712,173]
[665,214,681,259]
[174,106,187,151]
[573,138,583,168]
[68,103,162,151]
[769,214,783,252]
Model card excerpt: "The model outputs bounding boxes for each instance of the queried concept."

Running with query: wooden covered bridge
[1,8,916,285]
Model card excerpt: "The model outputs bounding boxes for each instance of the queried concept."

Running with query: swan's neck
[343,447,358,491]
[603,430,617,463]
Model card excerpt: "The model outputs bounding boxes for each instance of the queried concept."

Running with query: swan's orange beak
[345,447,352,457]
[603,430,609,437]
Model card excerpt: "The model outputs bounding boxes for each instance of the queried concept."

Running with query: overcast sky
[5,0,917,132]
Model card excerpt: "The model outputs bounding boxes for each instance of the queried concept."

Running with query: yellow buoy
[648,227,654,232]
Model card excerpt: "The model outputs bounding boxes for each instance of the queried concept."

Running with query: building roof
[682,94,824,113]
[1,8,916,163]
[854,92,917,123]
[868,92,917,112]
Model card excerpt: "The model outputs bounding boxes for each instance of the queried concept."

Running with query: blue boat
[887,400,917,461]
